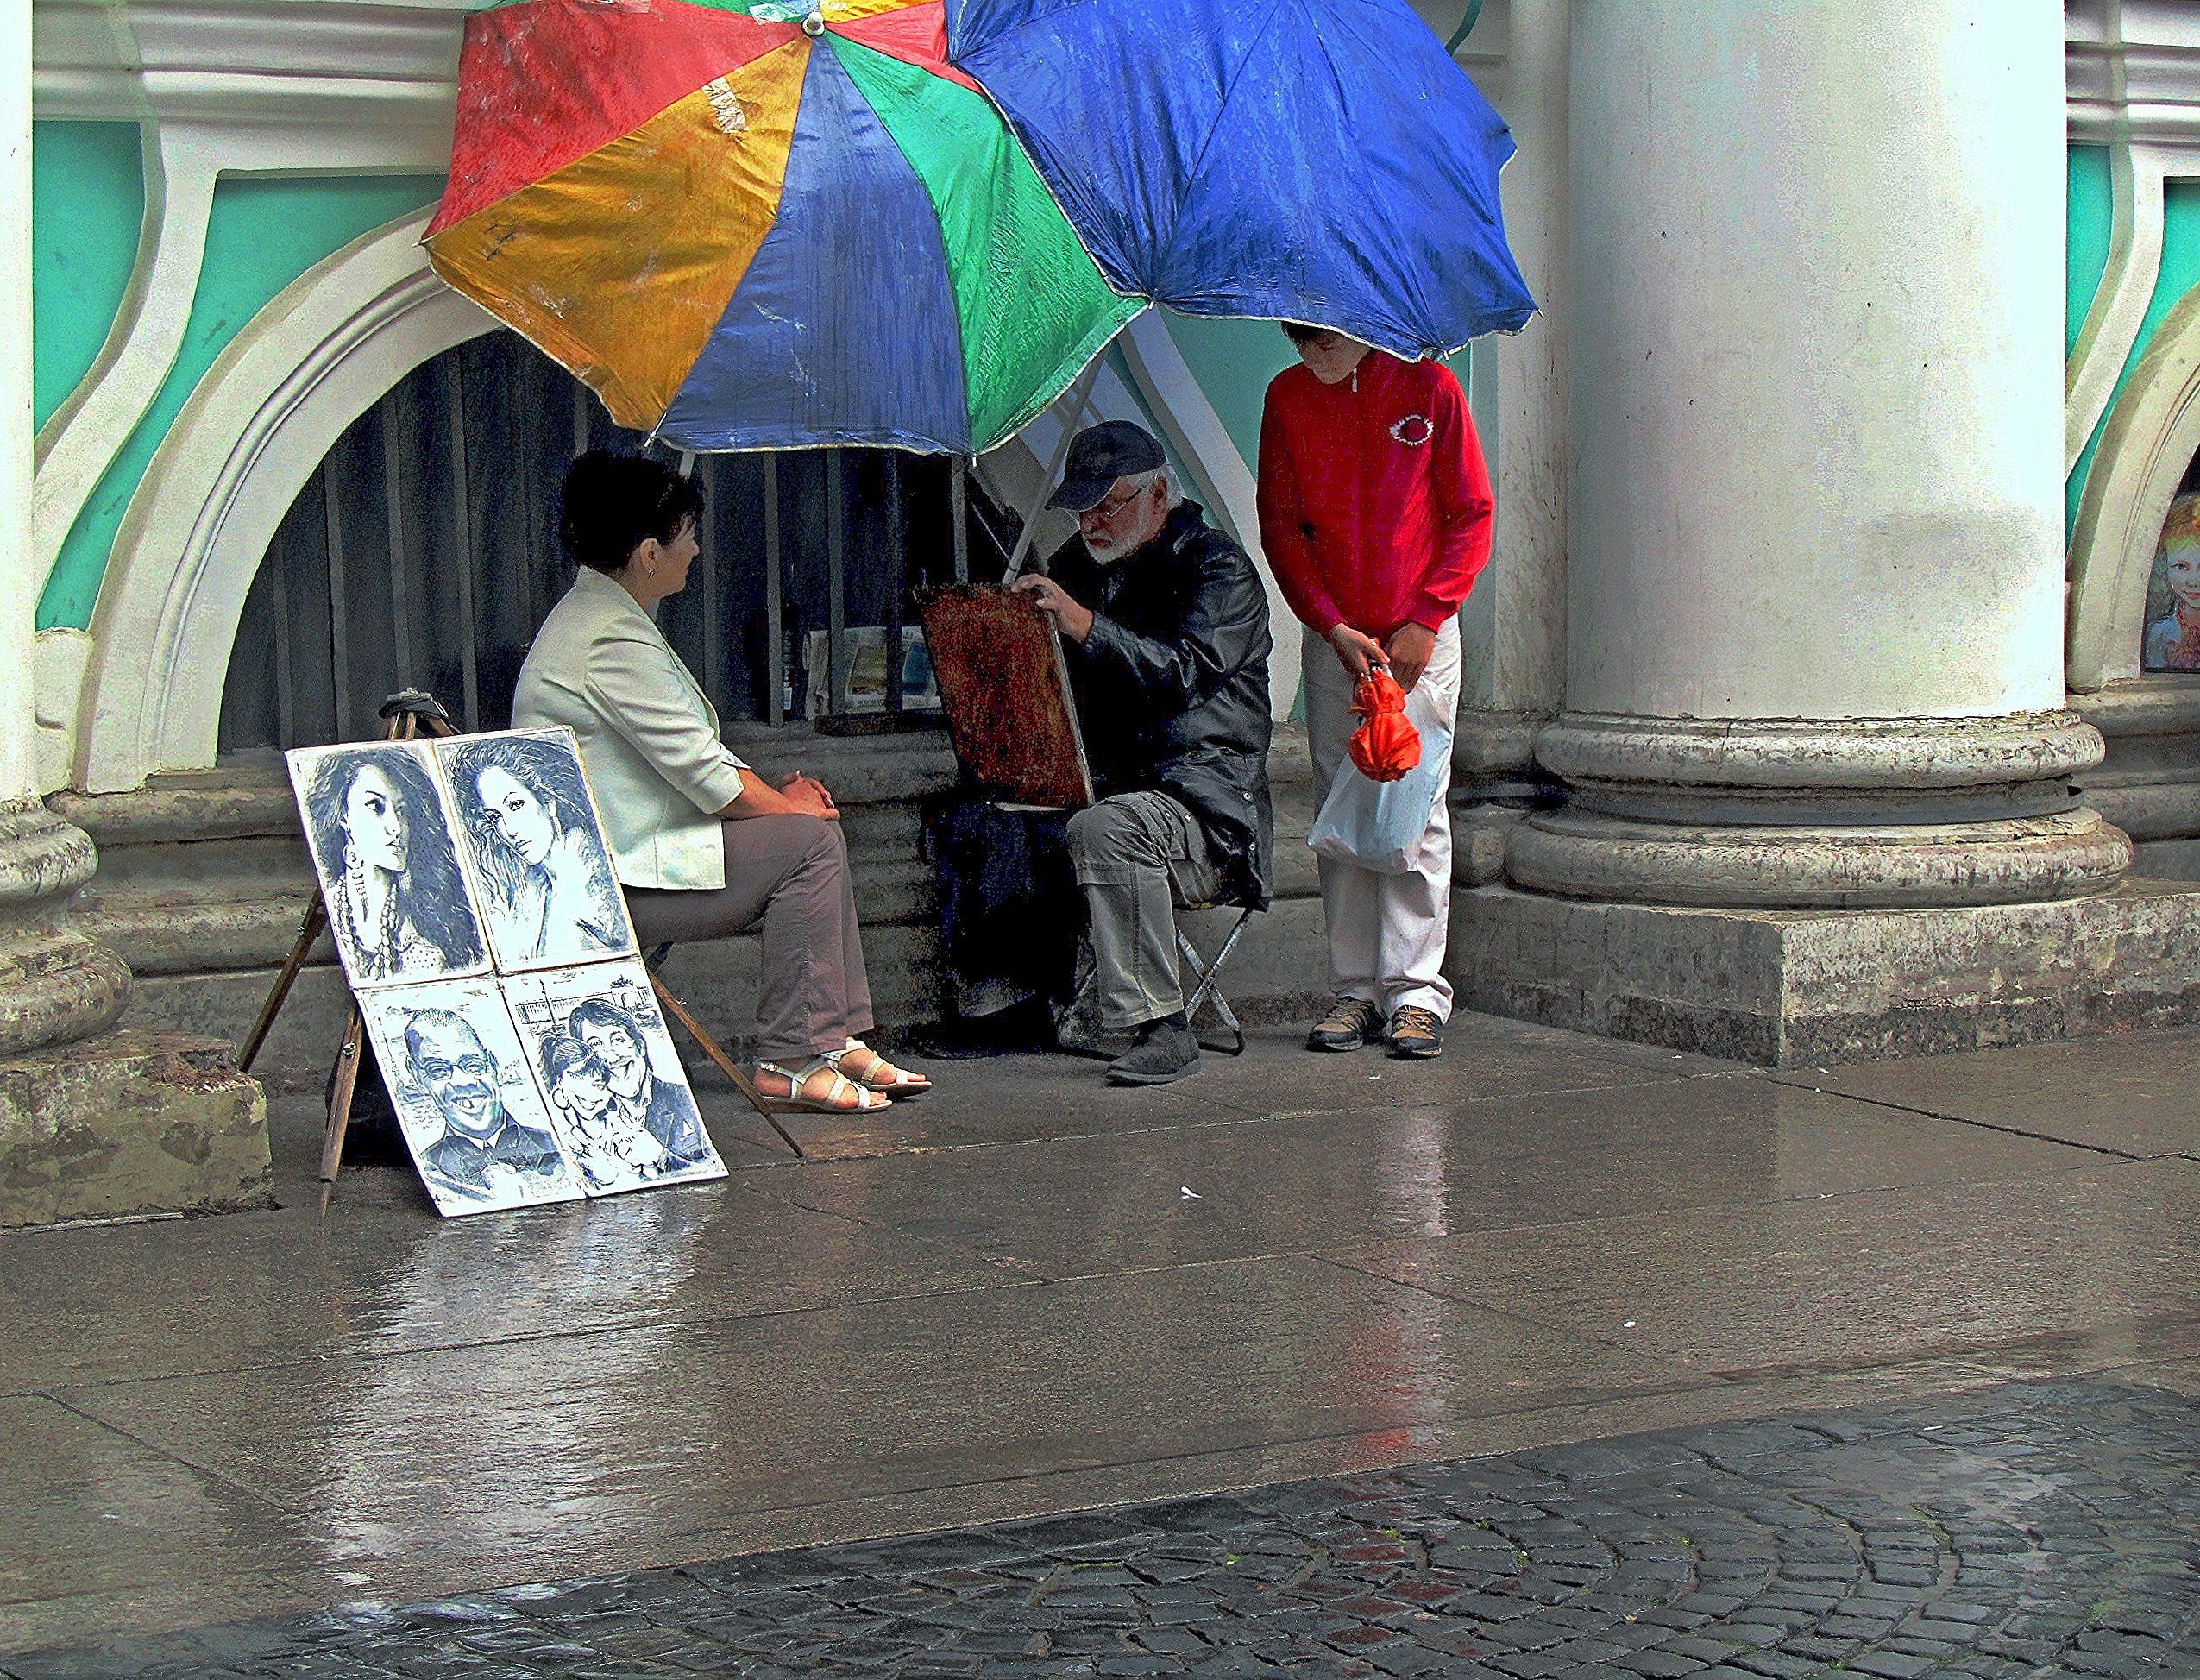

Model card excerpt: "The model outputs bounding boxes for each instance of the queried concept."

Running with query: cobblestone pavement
[10,1375,2195,1680]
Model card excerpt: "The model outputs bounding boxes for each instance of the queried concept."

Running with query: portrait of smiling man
[401,1007,568,1204]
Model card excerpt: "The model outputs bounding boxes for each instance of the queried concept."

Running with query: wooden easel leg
[319,1008,366,1216]
[243,696,451,1218]
[649,973,805,1160]
[237,896,328,1075]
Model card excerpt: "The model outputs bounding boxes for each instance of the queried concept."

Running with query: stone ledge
[123,895,1336,1088]
[2070,676,2200,737]
[0,1030,269,1228]
[1449,878,2200,1067]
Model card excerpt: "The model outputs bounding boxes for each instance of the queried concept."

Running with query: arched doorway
[217,328,984,757]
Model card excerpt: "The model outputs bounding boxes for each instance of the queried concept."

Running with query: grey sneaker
[1307,995,1384,1053]
[1386,1005,1444,1060]
[1106,1019,1203,1086]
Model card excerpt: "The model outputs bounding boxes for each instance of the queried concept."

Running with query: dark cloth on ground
[919,793,1084,1022]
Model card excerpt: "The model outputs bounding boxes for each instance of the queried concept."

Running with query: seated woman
[513,451,931,1114]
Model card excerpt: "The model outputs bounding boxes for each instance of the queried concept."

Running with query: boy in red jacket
[1257,325,1494,1060]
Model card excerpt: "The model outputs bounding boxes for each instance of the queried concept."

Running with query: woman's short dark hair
[538,1031,606,1092]
[1280,321,1325,346]
[560,450,706,574]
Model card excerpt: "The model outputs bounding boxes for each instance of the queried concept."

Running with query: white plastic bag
[1305,685,1453,874]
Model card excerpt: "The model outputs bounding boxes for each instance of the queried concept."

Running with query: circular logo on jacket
[1390,413,1434,447]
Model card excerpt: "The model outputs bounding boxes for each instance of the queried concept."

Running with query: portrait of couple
[531,993,718,1194]
[298,731,633,989]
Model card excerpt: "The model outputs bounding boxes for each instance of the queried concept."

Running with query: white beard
[1083,509,1163,564]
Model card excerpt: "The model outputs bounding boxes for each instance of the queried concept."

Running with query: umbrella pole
[950,458,971,584]
[1003,360,1103,582]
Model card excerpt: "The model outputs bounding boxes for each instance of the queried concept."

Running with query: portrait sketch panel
[358,978,585,1218]
[502,960,726,1197]
[2144,491,2200,673]
[287,741,490,989]
[435,728,638,973]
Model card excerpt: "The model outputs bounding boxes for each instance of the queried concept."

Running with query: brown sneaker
[1386,1005,1444,1060]
[1307,995,1384,1053]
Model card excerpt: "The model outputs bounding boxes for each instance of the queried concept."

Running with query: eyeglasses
[1079,481,1151,525]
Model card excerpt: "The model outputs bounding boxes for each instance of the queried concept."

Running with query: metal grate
[219,330,1007,752]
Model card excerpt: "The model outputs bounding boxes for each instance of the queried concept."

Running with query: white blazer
[512,567,746,891]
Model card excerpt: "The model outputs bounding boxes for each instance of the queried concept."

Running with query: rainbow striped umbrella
[424,0,1142,456]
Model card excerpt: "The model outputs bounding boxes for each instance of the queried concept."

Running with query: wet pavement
[2,1015,2197,1669]
[7,1374,2195,1678]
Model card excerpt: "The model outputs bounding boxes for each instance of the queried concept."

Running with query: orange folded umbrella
[1348,668,1422,783]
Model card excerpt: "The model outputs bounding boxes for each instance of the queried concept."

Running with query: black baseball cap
[1047,419,1166,513]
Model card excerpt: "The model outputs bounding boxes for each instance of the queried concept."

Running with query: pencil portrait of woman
[303,747,486,985]
[445,733,632,969]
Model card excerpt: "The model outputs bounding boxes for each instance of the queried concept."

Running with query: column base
[0,796,129,1056]
[1507,807,2132,909]
[0,1030,270,1229]
[1448,879,2200,1067]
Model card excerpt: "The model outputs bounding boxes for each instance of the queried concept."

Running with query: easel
[236,689,801,1217]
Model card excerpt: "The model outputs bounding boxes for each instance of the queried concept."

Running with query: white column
[0,11,129,1055]
[1510,0,2128,908]
[1471,0,1569,718]
[2,0,35,803]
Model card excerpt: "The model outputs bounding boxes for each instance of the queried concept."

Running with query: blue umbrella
[946,0,1537,356]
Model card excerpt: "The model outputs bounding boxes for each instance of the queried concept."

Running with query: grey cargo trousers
[1066,790,1222,1029]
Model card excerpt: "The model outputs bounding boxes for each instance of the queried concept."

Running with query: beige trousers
[623,815,875,1063]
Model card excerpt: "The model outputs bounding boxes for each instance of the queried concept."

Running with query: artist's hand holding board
[915,584,1094,811]
[286,727,728,1218]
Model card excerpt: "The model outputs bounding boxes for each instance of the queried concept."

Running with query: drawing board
[916,584,1093,810]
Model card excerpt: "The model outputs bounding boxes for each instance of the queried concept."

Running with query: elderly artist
[513,451,933,1117]
[1012,421,1273,1087]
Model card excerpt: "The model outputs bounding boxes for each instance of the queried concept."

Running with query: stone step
[0,1031,268,1228]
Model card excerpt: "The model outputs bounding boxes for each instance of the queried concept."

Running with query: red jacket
[1256,352,1494,639]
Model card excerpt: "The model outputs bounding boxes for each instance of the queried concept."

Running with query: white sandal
[755,1056,892,1115]
[828,1039,933,1098]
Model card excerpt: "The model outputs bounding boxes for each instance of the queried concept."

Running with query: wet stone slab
[7,1374,2196,1679]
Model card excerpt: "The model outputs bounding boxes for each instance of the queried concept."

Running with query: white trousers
[1302,620,1461,1021]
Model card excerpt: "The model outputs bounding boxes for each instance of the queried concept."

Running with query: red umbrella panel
[425,0,1142,454]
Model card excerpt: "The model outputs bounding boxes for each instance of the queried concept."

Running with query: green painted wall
[38,173,445,632]
[1162,314,1302,470]
[1162,312,1475,475]
[32,122,145,433]
[2067,179,2200,543]
[2068,144,2112,362]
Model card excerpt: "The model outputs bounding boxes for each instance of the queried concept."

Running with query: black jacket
[1047,501,1274,909]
